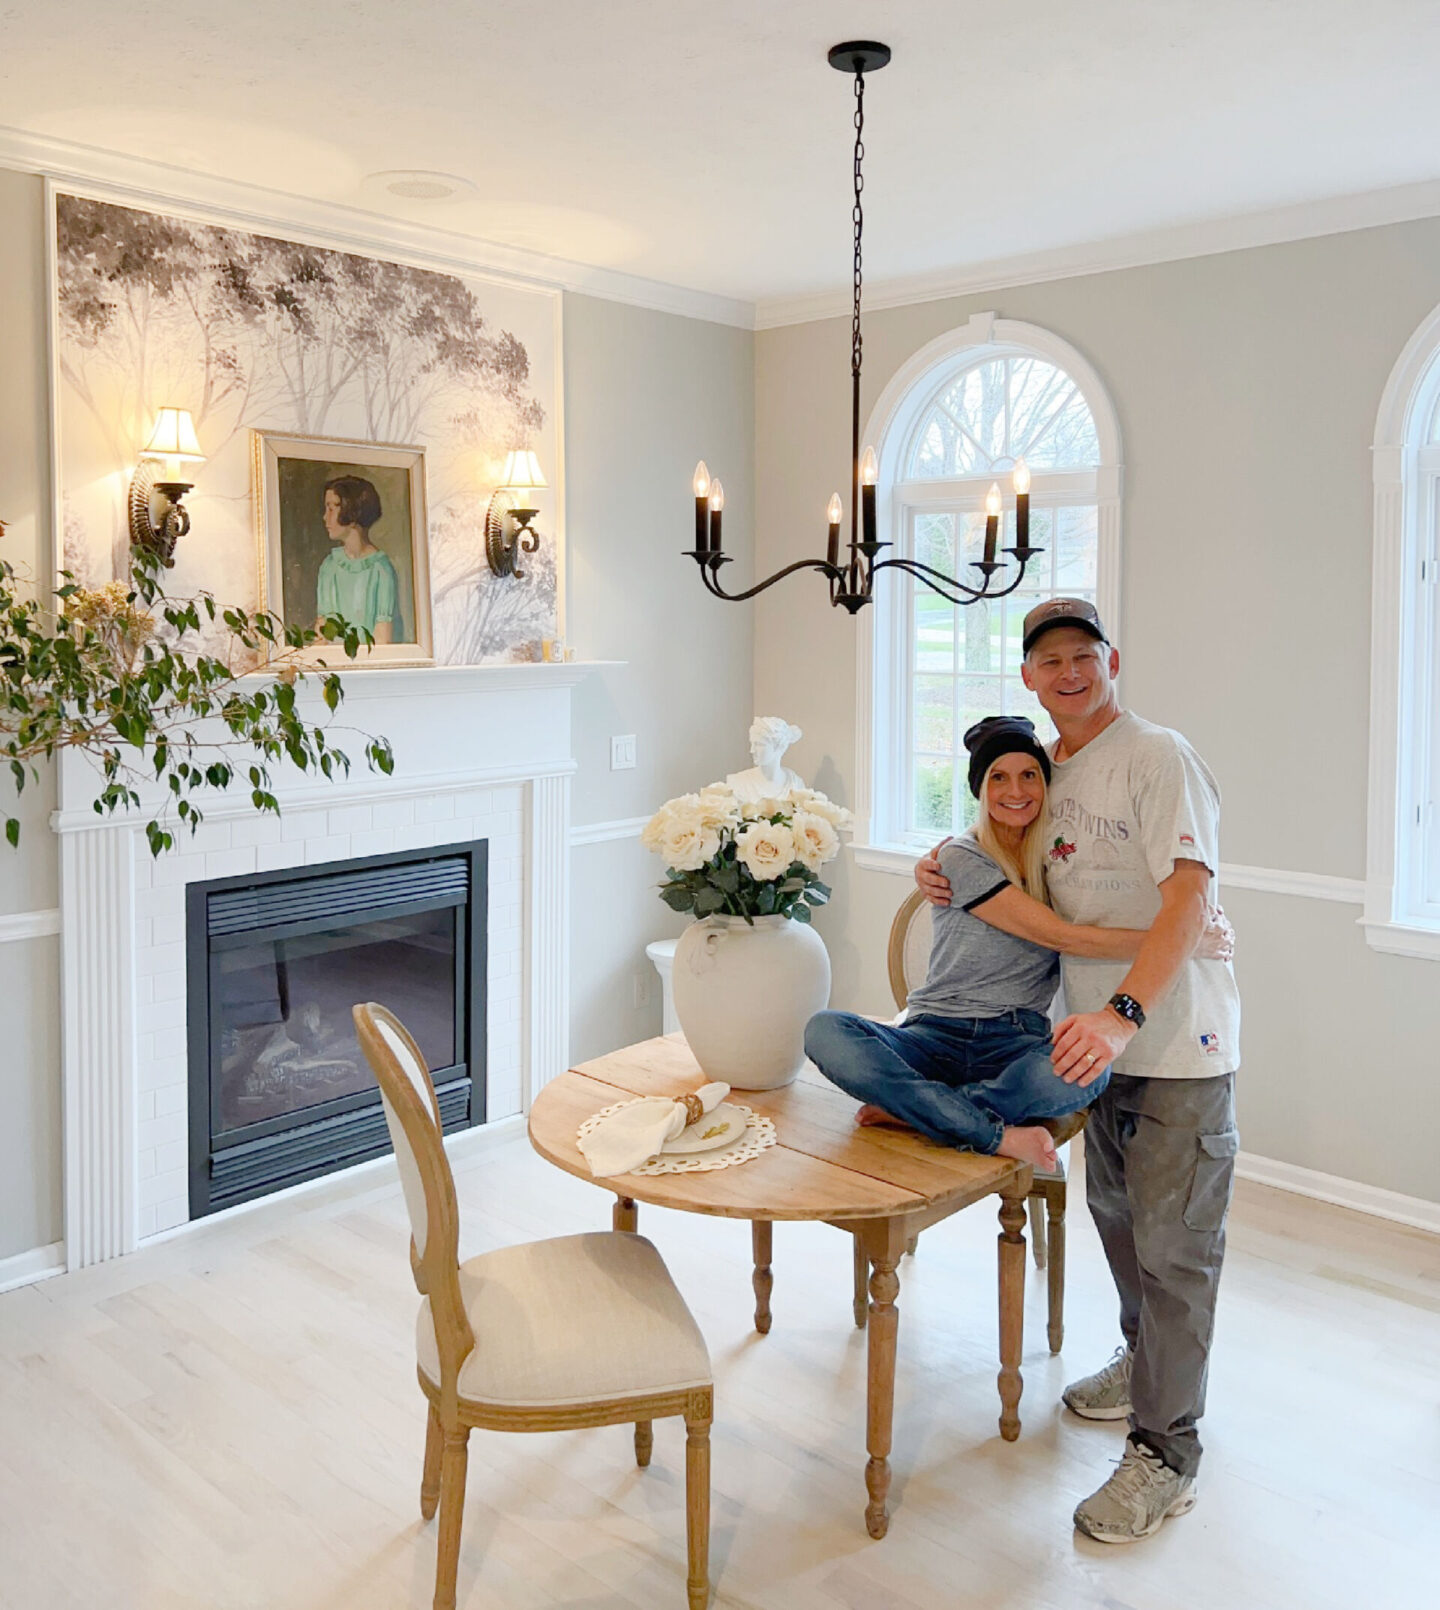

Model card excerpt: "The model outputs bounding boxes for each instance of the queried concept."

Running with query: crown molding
[0,124,756,330]
[754,176,1440,329]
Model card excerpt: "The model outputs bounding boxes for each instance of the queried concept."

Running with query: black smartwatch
[1107,992,1146,1029]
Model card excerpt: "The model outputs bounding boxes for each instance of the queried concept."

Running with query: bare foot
[996,1125,1059,1171]
[856,1103,915,1132]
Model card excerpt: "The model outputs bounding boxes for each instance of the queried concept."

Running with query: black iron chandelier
[686,41,1043,614]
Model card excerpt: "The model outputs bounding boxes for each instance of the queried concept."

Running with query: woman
[315,476,401,644]
[804,715,1230,1172]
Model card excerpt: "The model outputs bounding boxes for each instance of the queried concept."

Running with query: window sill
[851,842,926,877]
[1360,917,1440,962]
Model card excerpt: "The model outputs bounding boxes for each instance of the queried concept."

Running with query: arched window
[855,315,1121,861]
[1366,309,1440,958]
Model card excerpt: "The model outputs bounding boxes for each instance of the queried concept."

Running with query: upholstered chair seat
[416,1232,711,1407]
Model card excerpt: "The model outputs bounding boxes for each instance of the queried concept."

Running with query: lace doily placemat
[578,1099,778,1175]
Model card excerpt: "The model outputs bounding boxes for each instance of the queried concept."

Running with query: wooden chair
[354,1002,714,1610]
[869,889,1086,1354]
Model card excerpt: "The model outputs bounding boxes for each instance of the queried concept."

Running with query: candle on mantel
[1012,458,1030,550]
[860,444,878,546]
[693,461,711,551]
[826,493,843,568]
[709,478,725,551]
[983,482,1002,566]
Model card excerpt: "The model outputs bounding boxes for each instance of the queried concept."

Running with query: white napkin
[579,1083,730,1177]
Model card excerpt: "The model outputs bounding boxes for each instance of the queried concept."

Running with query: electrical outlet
[632,971,651,1009]
[610,734,637,770]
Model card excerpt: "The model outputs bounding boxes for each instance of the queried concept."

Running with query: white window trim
[1365,303,1440,960]
[852,312,1123,864]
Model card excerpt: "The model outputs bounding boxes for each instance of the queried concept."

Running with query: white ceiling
[5,1,1440,312]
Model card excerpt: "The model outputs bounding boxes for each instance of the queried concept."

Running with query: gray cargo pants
[1084,1071,1238,1479]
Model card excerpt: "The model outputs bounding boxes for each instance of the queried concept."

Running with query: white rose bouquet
[642,780,852,923]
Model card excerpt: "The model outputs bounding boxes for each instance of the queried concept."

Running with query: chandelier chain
[851,70,865,383]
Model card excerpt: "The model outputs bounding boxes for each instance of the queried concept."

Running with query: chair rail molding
[570,815,650,847]
[0,908,61,944]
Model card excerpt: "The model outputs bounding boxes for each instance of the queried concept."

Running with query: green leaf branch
[1,524,395,853]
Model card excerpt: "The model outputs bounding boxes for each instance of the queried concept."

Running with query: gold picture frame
[253,430,434,668]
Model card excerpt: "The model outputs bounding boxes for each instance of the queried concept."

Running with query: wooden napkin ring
[680,1092,705,1128]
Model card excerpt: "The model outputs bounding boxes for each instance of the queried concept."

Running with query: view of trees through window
[902,353,1102,843]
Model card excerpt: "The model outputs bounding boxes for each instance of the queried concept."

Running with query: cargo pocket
[1183,1128,1239,1232]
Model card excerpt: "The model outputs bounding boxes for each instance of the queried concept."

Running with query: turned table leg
[863,1231,903,1539]
[751,1219,773,1334]
[852,1233,868,1329]
[996,1188,1027,1441]
[613,1196,637,1233]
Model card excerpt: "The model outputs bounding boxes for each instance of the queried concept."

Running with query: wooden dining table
[527,1034,1033,1539]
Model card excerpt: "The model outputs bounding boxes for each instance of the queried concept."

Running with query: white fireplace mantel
[54,661,615,1270]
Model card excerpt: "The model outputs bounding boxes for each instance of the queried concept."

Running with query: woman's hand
[1194,904,1234,962]
[916,836,954,906]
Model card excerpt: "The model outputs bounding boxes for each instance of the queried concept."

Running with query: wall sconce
[485,449,547,579]
[128,407,205,567]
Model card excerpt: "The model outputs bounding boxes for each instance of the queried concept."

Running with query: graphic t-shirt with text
[1044,712,1241,1079]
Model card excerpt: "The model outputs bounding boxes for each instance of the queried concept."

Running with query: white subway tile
[326,804,373,836]
[349,828,396,859]
[205,848,259,881]
[371,798,416,830]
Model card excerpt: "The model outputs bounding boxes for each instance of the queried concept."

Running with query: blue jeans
[803,1008,1109,1154]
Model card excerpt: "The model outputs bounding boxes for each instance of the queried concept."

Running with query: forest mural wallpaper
[54,192,560,664]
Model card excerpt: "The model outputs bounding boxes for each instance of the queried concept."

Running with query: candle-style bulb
[1012,458,1030,496]
[860,445,878,486]
[826,493,843,525]
[709,479,725,513]
[985,482,1002,518]
[693,460,710,499]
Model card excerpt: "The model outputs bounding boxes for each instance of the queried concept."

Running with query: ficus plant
[1,521,394,855]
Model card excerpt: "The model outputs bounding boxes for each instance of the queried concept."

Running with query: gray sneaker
[1074,1441,1197,1543]
[1062,1344,1133,1420]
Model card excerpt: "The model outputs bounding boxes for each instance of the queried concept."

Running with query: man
[916,596,1240,1544]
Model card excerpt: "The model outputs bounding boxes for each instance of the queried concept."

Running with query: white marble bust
[725,716,805,802]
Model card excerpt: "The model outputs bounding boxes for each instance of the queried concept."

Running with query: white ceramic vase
[671,913,831,1090]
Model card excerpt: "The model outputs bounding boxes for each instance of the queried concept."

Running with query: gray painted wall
[0,172,753,1261]
[754,218,1440,1206]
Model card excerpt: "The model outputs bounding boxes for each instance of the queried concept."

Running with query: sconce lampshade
[499,449,546,494]
[142,407,205,464]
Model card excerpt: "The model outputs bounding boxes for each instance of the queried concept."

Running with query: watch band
[1107,992,1146,1029]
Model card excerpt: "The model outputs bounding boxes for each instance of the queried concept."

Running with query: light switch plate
[610,734,637,770]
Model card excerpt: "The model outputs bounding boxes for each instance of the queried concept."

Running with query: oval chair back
[887,888,934,1012]
[353,1001,476,1399]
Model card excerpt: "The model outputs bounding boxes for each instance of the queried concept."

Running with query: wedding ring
[1085,1052,1097,1065]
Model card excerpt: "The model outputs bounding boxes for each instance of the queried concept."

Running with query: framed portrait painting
[254,431,434,667]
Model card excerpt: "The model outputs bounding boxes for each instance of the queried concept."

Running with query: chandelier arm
[690,556,846,604]
[871,555,1035,606]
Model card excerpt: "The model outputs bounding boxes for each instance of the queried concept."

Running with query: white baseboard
[0,1241,66,1295]
[1236,1150,1440,1234]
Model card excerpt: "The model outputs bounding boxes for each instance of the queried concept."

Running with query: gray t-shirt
[1045,711,1241,1078]
[906,836,1059,1021]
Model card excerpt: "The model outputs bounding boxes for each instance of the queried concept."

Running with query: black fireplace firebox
[186,840,487,1217]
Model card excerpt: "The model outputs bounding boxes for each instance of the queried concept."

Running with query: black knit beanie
[963,716,1052,799]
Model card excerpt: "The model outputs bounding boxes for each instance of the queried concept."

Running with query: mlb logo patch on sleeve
[1179,833,1196,849]
[1199,1032,1221,1055]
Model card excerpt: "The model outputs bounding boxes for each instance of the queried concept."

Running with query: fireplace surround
[54,664,593,1269]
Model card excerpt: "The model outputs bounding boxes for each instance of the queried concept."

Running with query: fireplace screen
[213,908,457,1133]
[188,842,486,1216]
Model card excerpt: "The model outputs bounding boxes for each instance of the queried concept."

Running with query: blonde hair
[971,755,1050,903]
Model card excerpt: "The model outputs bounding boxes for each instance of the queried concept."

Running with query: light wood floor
[2,1126,1436,1610]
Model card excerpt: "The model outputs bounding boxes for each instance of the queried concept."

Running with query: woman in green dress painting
[316,476,401,643]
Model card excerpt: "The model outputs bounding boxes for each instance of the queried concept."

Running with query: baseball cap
[1021,596,1109,656]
